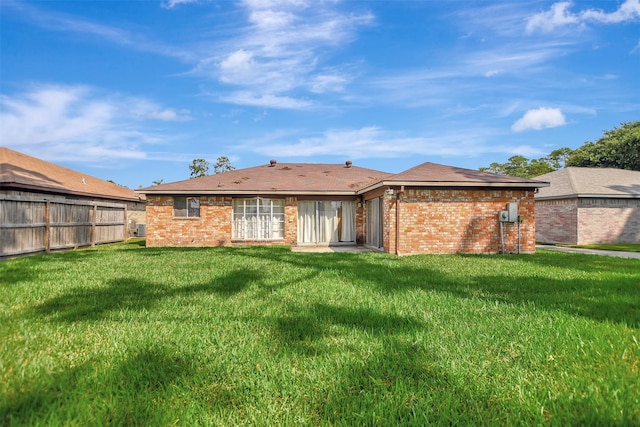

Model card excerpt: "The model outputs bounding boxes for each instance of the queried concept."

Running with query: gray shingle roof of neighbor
[0,147,143,202]
[534,167,640,200]
[138,160,549,196]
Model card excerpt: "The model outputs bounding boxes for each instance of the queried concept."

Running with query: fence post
[91,204,97,247]
[44,200,51,253]
[124,204,128,240]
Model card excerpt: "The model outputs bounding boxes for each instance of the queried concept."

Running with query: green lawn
[1,240,639,426]
[559,243,640,253]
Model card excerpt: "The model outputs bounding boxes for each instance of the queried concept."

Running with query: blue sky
[1,0,639,188]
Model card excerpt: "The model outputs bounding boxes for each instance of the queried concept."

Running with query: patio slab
[292,245,376,253]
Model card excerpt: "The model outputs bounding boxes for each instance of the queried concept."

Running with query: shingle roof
[140,161,393,195]
[535,167,640,200]
[0,147,143,202]
[139,160,548,196]
[359,162,548,192]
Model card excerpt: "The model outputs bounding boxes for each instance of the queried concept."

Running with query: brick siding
[534,199,578,244]
[387,188,536,255]
[146,190,538,254]
[577,198,640,244]
[536,198,640,244]
[146,195,233,247]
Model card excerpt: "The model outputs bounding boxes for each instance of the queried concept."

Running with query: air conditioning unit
[135,224,146,237]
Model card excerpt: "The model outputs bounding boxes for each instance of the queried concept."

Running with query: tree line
[479,121,639,178]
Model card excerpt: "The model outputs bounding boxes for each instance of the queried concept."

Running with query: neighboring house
[534,167,640,245]
[1,147,146,257]
[139,160,547,255]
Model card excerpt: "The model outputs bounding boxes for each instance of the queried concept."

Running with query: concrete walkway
[292,245,376,253]
[536,245,640,259]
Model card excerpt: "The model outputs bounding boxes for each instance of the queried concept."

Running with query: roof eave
[357,180,549,194]
[137,189,359,196]
[536,193,640,200]
[4,182,143,203]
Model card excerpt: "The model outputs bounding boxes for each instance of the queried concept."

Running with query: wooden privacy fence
[0,195,127,258]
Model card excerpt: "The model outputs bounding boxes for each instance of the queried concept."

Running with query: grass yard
[558,243,640,253]
[1,240,639,426]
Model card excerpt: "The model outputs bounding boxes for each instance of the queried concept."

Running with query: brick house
[139,160,548,255]
[535,167,640,244]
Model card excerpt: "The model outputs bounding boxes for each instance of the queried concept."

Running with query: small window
[174,197,200,218]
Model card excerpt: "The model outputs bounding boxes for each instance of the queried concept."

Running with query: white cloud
[248,9,296,29]
[511,107,566,132]
[161,0,200,9]
[4,0,191,60]
[195,0,374,108]
[0,85,186,162]
[309,73,349,93]
[527,0,640,33]
[246,126,543,159]
[144,109,192,121]
[220,91,312,109]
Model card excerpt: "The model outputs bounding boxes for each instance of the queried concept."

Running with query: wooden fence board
[0,195,128,257]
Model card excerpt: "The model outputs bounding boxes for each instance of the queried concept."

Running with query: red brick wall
[382,188,536,255]
[147,195,364,248]
[146,195,234,247]
[147,190,538,253]
[284,197,298,244]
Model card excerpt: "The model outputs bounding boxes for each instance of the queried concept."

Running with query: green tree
[152,179,165,186]
[544,147,574,170]
[566,121,640,171]
[213,156,235,174]
[479,155,555,178]
[189,158,210,178]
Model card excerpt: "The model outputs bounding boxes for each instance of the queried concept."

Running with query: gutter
[535,193,640,201]
[3,183,143,203]
[137,190,360,196]
[357,180,550,195]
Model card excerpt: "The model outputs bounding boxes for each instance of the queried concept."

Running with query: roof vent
[269,159,277,167]
[345,160,352,168]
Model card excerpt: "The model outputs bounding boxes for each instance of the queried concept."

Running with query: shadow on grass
[0,261,37,285]
[240,247,640,327]
[0,248,101,286]
[16,244,640,326]
[266,300,541,424]
[31,269,263,322]
[274,302,423,356]
[0,344,203,425]
[317,337,524,425]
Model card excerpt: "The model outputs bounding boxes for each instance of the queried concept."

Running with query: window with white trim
[233,198,284,240]
[174,197,200,218]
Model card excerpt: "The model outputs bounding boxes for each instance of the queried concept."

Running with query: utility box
[499,203,518,223]
[506,202,518,222]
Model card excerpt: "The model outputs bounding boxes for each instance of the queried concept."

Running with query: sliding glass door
[297,201,355,244]
[366,198,383,249]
